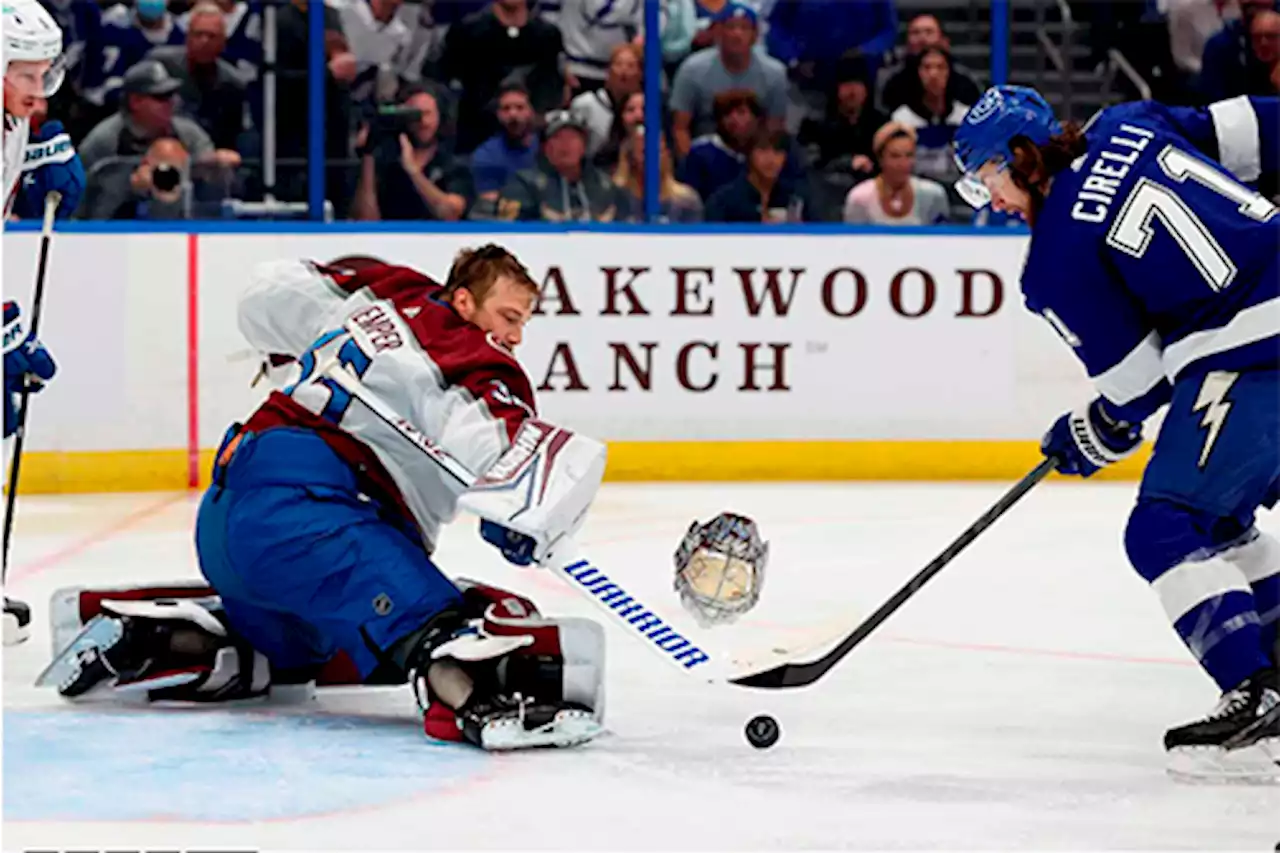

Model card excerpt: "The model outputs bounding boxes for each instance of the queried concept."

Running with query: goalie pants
[195,426,464,680]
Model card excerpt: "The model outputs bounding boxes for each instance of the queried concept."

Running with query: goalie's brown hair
[1006,122,1090,223]
[439,244,538,304]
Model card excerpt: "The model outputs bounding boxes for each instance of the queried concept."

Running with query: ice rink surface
[4,482,1279,851]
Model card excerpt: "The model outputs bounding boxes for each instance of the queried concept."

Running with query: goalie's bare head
[442,244,539,350]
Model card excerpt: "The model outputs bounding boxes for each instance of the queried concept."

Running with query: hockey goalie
[39,246,610,752]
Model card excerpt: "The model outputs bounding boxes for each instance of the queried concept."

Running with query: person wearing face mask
[83,0,184,110]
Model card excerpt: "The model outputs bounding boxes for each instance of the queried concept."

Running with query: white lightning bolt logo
[1191,371,1239,469]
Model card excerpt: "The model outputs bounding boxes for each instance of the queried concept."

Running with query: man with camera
[351,84,475,221]
[78,60,241,218]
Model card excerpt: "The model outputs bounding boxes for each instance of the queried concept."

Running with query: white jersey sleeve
[3,115,31,219]
[237,259,351,358]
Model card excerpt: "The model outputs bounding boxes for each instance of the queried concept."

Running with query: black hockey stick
[731,456,1059,689]
[3,191,62,581]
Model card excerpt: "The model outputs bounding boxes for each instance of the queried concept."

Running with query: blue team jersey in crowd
[42,0,104,91]
[82,5,184,106]
[1020,95,1280,426]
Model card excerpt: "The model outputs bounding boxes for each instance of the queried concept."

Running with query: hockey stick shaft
[3,192,62,581]
[319,358,725,683]
[731,456,1059,688]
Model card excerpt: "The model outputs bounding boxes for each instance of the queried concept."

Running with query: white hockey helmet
[3,0,67,97]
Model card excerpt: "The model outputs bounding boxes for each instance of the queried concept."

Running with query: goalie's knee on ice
[1124,499,1250,583]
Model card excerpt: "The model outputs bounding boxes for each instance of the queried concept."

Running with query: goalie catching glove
[461,419,606,567]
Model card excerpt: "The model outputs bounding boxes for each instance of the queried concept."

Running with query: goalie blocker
[40,579,605,752]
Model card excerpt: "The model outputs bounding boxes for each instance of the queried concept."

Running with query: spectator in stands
[78,62,240,218]
[888,46,968,188]
[876,14,981,114]
[41,0,104,138]
[687,0,767,52]
[614,125,703,221]
[79,60,237,169]
[471,82,541,202]
[1200,0,1278,100]
[275,0,358,205]
[704,127,808,222]
[439,0,567,154]
[798,53,887,176]
[592,88,644,171]
[494,109,629,221]
[540,0,641,90]
[669,2,786,159]
[842,121,947,225]
[679,87,804,203]
[351,83,474,221]
[148,3,249,151]
[83,0,185,110]
[332,0,417,97]
[178,0,261,84]
[571,43,642,156]
[659,0,698,67]
[1164,0,1233,78]
[764,0,897,92]
[93,136,209,219]
[1250,8,1280,91]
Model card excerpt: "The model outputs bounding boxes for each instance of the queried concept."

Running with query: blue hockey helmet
[952,86,1062,208]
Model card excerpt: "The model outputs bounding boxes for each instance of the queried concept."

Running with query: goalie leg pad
[405,600,605,751]
[37,597,271,703]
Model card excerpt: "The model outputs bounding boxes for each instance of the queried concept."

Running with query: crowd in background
[22,0,1280,225]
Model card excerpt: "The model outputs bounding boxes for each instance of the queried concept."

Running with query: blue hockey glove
[479,519,537,567]
[20,120,85,219]
[1041,397,1142,477]
[4,301,57,439]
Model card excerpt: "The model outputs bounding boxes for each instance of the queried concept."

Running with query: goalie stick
[318,356,746,685]
[3,191,62,580]
[323,351,1056,691]
[729,457,1059,689]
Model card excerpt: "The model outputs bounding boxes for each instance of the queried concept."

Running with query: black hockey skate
[1165,667,1280,782]
[4,597,31,646]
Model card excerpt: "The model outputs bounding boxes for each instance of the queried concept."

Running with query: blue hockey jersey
[82,5,184,106]
[1021,95,1280,426]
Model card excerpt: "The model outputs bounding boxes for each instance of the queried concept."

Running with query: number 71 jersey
[1021,95,1279,425]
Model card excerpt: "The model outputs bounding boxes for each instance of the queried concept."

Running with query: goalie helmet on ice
[673,512,768,628]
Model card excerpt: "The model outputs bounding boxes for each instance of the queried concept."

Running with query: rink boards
[1,226,1151,492]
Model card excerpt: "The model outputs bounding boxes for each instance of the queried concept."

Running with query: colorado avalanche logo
[967,89,1003,125]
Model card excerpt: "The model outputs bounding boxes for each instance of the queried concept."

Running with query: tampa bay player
[36,246,610,752]
[953,86,1279,780]
[3,0,84,645]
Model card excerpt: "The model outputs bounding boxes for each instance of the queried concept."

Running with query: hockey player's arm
[1026,249,1172,427]
[237,259,353,360]
[439,365,606,567]
[1162,96,1278,185]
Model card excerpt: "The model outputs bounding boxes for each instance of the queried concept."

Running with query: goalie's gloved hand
[479,519,536,566]
[1041,397,1142,478]
[4,301,57,439]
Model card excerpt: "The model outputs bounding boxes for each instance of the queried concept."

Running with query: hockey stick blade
[730,457,1059,689]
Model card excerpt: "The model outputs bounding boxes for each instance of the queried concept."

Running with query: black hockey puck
[745,714,780,749]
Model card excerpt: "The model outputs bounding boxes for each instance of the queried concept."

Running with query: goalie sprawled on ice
[40,247,611,752]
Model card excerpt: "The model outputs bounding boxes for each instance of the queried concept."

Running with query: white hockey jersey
[236,258,537,552]
[3,113,31,218]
